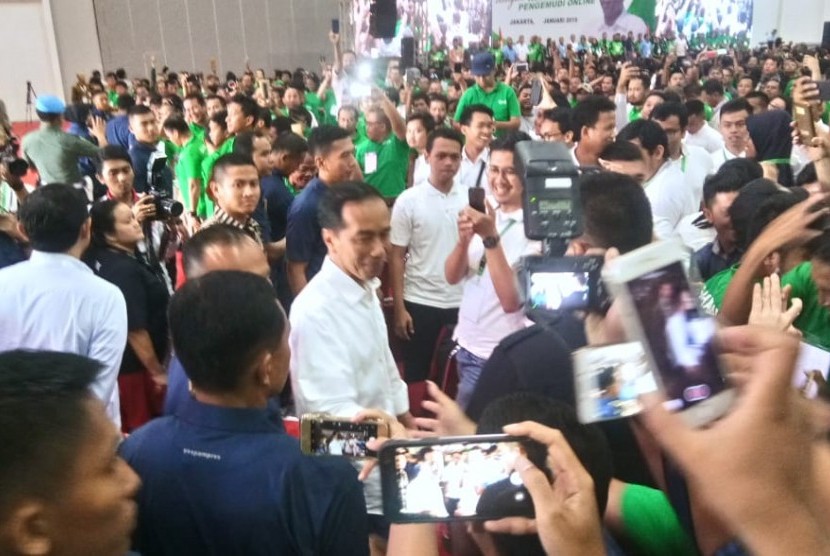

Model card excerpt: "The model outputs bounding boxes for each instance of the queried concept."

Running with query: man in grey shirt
[22,94,107,185]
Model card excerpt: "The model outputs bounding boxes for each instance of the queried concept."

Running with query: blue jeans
[455,347,488,410]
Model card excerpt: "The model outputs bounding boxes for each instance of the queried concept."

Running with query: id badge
[364,152,378,174]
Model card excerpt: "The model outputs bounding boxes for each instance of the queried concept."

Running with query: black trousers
[401,300,458,383]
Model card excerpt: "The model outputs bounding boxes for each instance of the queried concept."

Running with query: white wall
[50,0,103,99]
[776,0,826,44]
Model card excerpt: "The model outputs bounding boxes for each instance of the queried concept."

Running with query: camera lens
[8,158,29,178]
[158,197,184,218]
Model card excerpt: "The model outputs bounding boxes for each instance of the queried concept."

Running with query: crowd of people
[1,19,830,556]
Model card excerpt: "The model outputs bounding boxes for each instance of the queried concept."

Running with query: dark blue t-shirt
[285,177,328,280]
[105,114,133,150]
[120,397,369,556]
[261,171,295,241]
[129,141,173,194]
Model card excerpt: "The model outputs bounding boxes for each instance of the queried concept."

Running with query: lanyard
[477,219,517,276]
[680,154,687,173]
[762,158,790,165]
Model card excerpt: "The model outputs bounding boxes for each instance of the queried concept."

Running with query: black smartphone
[530,78,543,106]
[300,414,388,458]
[468,187,486,213]
[331,19,340,34]
[453,62,463,73]
[817,80,830,102]
[379,435,534,522]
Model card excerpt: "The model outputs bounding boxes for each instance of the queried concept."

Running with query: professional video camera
[515,141,609,320]
[147,155,183,220]
[0,133,29,179]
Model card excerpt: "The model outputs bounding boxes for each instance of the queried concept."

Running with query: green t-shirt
[629,106,643,122]
[453,83,521,137]
[527,43,544,63]
[355,134,410,198]
[189,122,206,141]
[174,134,208,215]
[621,484,697,556]
[704,103,714,122]
[490,48,504,66]
[822,102,830,125]
[609,40,624,57]
[107,90,119,108]
[699,262,830,349]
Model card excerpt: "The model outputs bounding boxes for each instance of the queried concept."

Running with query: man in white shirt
[514,35,529,62]
[594,0,648,36]
[619,120,697,240]
[456,104,494,193]
[445,133,541,409]
[651,102,715,206]
[289,181,413,525]
[614,64,648,131]
[390,128,466,386]
[710,99,752,173]
[685,99,725,154]
[0,184,127,428]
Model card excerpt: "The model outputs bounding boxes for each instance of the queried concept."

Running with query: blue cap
[471,52,496,77]
[35,95,66,115]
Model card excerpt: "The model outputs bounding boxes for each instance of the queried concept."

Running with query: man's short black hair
[228,93,259,121]
[579,172,653,253]
[0,351,100,521]
[19,184,89,253]
[571,95,616,142]
[127,104,153,119]
[426,127,464,153]
[599,140,645,162]
[318,181,384,231]
[184,93,206,106]
[428,93,448,107]
[458,104,494,126]
[720,98,753,118]
[307,125,352,157]
[476,393,612,556]
[182,224,258,279]
[717,158,764,185]
[746,188,810,249]
[617,119,669,160]
[410,91,428,105]
[95,145,133,174]
[702,171,747,208]
[728,178,784,250]
[702,79,725,96]
[169,271,287,394]
[812,232,830,266]
[272,132,308,156]
[232,130,269,161]
[683,82,703,98]
[162,115,190,134]
[651,101,689,129]
[116,94,135,111]
[337,105,359,120]
[406,113,435,135]
[490,131,532,154]
[685,99,706,118]
[745,90,770,108]
[205,94,225,107]
[541,107,573,134]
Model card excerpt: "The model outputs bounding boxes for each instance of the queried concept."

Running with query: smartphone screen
[468,187,486,213]
[530,79,543,106]
[574,342,657,423]
[380,435,532,522]
[622,261,727,411]
[816,80,830,102]
[331,19,340,34]
[301,417,380,457]
[792,341,830,399]
[528,270,591,311]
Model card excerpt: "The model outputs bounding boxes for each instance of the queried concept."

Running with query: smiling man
[201,153,263,244]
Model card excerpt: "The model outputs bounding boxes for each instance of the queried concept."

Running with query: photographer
[128,105,173,194]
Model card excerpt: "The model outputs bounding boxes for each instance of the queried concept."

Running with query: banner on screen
[491,0,752,41]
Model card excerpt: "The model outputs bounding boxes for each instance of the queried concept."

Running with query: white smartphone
[574,342,657,423]
[792,341,830,400]
[602,240,735,426]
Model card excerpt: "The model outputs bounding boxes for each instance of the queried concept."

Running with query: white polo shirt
[685,125,724,154]
[412,153,430,187]
[454,208,542,359]
[390,181,467,308]
[457,146,490,194]
[669,143,715,207]
[710,147,746,174]
[644,161,698,241]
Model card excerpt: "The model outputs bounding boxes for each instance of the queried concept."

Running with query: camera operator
[128,105,173,194]
[21,94,107,185]
[96,145,177,292]
[0,126,30,212]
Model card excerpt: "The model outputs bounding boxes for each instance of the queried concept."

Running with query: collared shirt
[21,125,100,184]
[391,180,467,308]
[120,396,369,555]
[455,208,542,359]
[286,177,328,281]
[710,147,746,174]
[644,162,698,241]
[514,42,529,61]
[202,207,263,245]
[412,153,430,187]
[668,143,715,207]
[693,240,744,282]
[289,257,410,513]
[0,251,127,427]
[709,99,728,130]
[105,114,133,150]
[685,124,725,154]
[457,146,490,194]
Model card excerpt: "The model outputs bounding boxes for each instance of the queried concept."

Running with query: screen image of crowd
[579,342,656,421]
[625,262,724,407]
[312,422,372,457]
[393,441,528,518]
[529,270,590,311]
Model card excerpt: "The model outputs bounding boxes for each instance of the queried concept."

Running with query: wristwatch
[483,235,500,249]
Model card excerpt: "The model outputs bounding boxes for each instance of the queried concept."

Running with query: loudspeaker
[822,21,830,50]
[401,37,415,68]
[370,0,397,39]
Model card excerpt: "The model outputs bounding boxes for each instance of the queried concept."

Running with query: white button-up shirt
[0,252,127,427]
[685,124,725,154]
[644,161,698,241]
[457,146,490,194]
[668,143,715,207]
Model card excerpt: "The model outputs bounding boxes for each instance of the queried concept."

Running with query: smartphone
[453,62,463,73]
[523,255,608,314]
[379,435,533,522]
[792,341,830,400]
[331,19,340,34]
[405,67,421,88]
[514,62,528,73]
[300,414,388,458]
[574,342,657,423]
[817,80,830,102]
[468,187,486,213]
[794,103,818,144]
[530,78,543,106]
[602,240,735,426]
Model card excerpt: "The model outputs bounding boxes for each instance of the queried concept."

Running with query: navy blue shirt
[120,396,369,556]
[105,114,133,150]
[286,177,328,281]
[692,241,743,282]
[129,141,173,194]
[251,195,272,243]
[262,171,295,241]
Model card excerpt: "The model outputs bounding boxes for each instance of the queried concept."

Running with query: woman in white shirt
[406,113,435,187]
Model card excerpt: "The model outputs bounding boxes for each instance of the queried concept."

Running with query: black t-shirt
[93,248,170,374]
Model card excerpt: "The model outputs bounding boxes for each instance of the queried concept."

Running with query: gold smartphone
[794,103,818,144]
